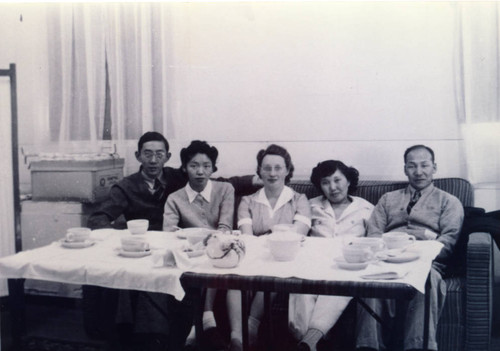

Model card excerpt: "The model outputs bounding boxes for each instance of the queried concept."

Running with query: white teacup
[127,219,149,235]
[350,237,386,253]
[382,232,416,250]
[121,236,150,252]
[342,244,374,263]
[65,227,91,242]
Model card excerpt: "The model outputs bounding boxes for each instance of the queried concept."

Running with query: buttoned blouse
[163,180,235,231]
[237,186,311,236]
[309,195,374,238]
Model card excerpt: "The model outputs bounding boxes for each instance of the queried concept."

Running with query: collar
[408,183,434,197]
[255,186,295,213]
[319,196,336,218]
[319,195,356,219]
[185,180,212,203]
[141,170,165,189]
[319,195,353,208]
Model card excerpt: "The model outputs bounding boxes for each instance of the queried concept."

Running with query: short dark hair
[256,144,294,183]
[137,132,169,153]
[180,140,219,172]
[404,144,435,163]
[310,160,360,195]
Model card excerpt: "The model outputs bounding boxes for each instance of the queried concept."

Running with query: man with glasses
[88,131,184,230]
[87,132,260,351]
[89,131,259,230]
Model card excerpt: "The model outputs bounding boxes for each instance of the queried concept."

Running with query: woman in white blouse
[227,144,311,351]
[290,160,374,351]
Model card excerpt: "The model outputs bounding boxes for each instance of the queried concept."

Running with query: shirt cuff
[237,218,253,228]
[424,229,438,240]
[294,214,311,228]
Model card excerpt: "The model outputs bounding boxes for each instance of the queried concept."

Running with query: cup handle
[408,235,416,244]
[66,233,75,242]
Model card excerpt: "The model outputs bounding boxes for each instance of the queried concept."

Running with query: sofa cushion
[289,178,474,207]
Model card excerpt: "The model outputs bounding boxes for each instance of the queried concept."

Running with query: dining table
[0,228,443,351]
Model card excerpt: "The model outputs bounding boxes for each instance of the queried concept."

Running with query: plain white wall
[166,2,465,180]
[0,2,467,192]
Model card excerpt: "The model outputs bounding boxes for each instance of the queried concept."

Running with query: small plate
[60,239,95,249]
[383,252,420,263]
[118,249,152,258]
[334,257,368,270]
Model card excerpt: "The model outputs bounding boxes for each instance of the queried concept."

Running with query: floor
[1,295,106,351]
[1,294,500,351]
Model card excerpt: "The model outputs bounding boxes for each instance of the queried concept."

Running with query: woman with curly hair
[164,140,235,351]
[227,144,311,351]
[289,160,374,351]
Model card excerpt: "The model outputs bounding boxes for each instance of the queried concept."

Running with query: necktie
[153,178,164,200]
[407,191,421,214]
[194,193,205,206]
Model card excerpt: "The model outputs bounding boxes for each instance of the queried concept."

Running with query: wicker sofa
[284,177,496,351]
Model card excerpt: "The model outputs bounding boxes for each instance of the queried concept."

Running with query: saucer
[118,249,152,258]
[383,252,420,263]
[334,257,368,270]
[60,239,95,249]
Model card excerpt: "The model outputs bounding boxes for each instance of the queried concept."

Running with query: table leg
[393,299,407,351]
[263,291,272,351]
[356,296,406,351]
[423,275,431,351]
[241,290,249,351]
[185,287,203,351]
[8,278,25,351]
[355,297,384,325]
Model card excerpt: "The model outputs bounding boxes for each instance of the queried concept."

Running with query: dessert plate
[118,249,152,258]
[334,257,368,270]
[383,252,419,263]
[60,239,95,249]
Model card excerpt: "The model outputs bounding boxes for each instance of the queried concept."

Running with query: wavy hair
[180,140,219,172]
[256,144,294,183]
[310,160,359,195]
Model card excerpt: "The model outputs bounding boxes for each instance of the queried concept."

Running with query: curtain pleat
[46,3,106,143]
[105,3,169,141]
[457,3,500,184]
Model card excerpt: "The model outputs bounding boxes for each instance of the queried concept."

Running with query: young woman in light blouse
[163,140,234,351]
[227,144,311,351]
[289,160,374,351]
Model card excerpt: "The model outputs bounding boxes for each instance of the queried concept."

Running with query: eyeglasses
[142,151,167,160]
[260,165,286,173]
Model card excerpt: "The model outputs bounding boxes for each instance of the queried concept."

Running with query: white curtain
[42,3,170,143]
[458,3,500,184]
[45,3,107,142]
[105,3,170,141]
[0,75,16,296]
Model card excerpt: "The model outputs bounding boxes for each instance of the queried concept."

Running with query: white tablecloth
[0,230,186,299]
[175,235,443,294]
[0,230,443,300]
